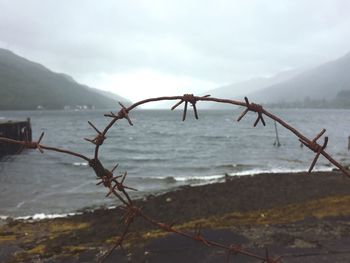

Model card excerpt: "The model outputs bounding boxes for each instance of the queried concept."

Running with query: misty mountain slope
[208,69,301,98]
[0,48,130,110]
[249,52,350,104]
[201,69,301,109]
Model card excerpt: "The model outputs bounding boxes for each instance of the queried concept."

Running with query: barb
[89,159,134,206]
[299,129,329,173]
[0,133,90,161]
[171,94,210,121]
[237,97,266,127]
[84,121,106,146]
[0,132,44,152]
[30,132,45,153]
[104,102,133,126]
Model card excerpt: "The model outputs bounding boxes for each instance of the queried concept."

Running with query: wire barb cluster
[171,94,210,121]
[299,129,329,173]
[104,102,134,126]
[237,97,266,126]
[0,94,349,263]
[85,121,106,146]
[26,132,45,153]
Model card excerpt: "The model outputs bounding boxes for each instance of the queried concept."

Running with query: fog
[0,0,349,103]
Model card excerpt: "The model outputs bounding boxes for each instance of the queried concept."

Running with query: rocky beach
[1,171,350,262]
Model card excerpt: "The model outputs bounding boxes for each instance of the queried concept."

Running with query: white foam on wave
[227,166,333,177]
[15,212,81,221]
[172,174,224,182]
[16,201,26,208]
[73,162,88,167]
[149,166,334,184]
[187,166,334,186]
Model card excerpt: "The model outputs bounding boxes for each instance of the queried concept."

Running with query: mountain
[249,52,350,107]
[88,87,128,104]
[207,69,301,99]
[202,69,301,109]
[0,48,131,110]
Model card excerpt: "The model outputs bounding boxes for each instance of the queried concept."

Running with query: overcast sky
[0,0,349,103]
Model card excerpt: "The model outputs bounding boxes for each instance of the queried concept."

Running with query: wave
[129,157,170,162]
[136,166,334,185]
[58,161,89,167]
[0,212,82,221]
[148,130,177,137]
[16,212,81,221]
[0,167,334,220]
[214,163,260,170]
[197,135,231,140]
[167,174,224,182]
[72,162,88,167]
[228,166,333,177]
[276,157,303,163]
[106,146,156,154]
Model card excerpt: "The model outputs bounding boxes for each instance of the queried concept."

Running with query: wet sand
[1,171,350,262]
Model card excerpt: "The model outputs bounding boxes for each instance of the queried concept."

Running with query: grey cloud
[0,0,349,84]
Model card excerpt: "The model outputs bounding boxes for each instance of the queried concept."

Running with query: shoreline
[1,171,350,262]
[0,168,336,221]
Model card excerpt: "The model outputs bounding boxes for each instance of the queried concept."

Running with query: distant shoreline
[2,106,350,111]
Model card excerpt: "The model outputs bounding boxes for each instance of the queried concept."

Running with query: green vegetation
[0,48,130,110]
[174,194,350,229]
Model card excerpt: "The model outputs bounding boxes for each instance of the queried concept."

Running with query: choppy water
[0,108,349,217]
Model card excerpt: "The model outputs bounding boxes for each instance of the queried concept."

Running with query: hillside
[0,48,130,110]
[203,52,350,109]
[207,69,301,99]
[201,69,301,109]
[249,52,350,107]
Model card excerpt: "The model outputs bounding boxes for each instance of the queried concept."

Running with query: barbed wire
[0,94,349,263]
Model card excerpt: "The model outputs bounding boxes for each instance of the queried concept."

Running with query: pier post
[273,121,281,147]
[0,118,32,156]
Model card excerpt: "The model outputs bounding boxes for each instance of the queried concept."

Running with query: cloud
[0,0,349,101]
[80,69,217,103]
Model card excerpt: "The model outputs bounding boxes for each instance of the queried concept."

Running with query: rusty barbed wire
[1,94,349,263]
[237,97,266,126]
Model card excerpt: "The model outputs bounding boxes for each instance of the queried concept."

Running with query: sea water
[0,108,349,217]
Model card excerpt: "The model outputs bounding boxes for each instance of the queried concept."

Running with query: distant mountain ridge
[249,52,350,106]
[206,68,302,99]
[0,48,130,110]
[205,51,350,109]
[202,69,301,109]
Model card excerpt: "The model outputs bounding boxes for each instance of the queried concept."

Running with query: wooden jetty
[0,118,32,156]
